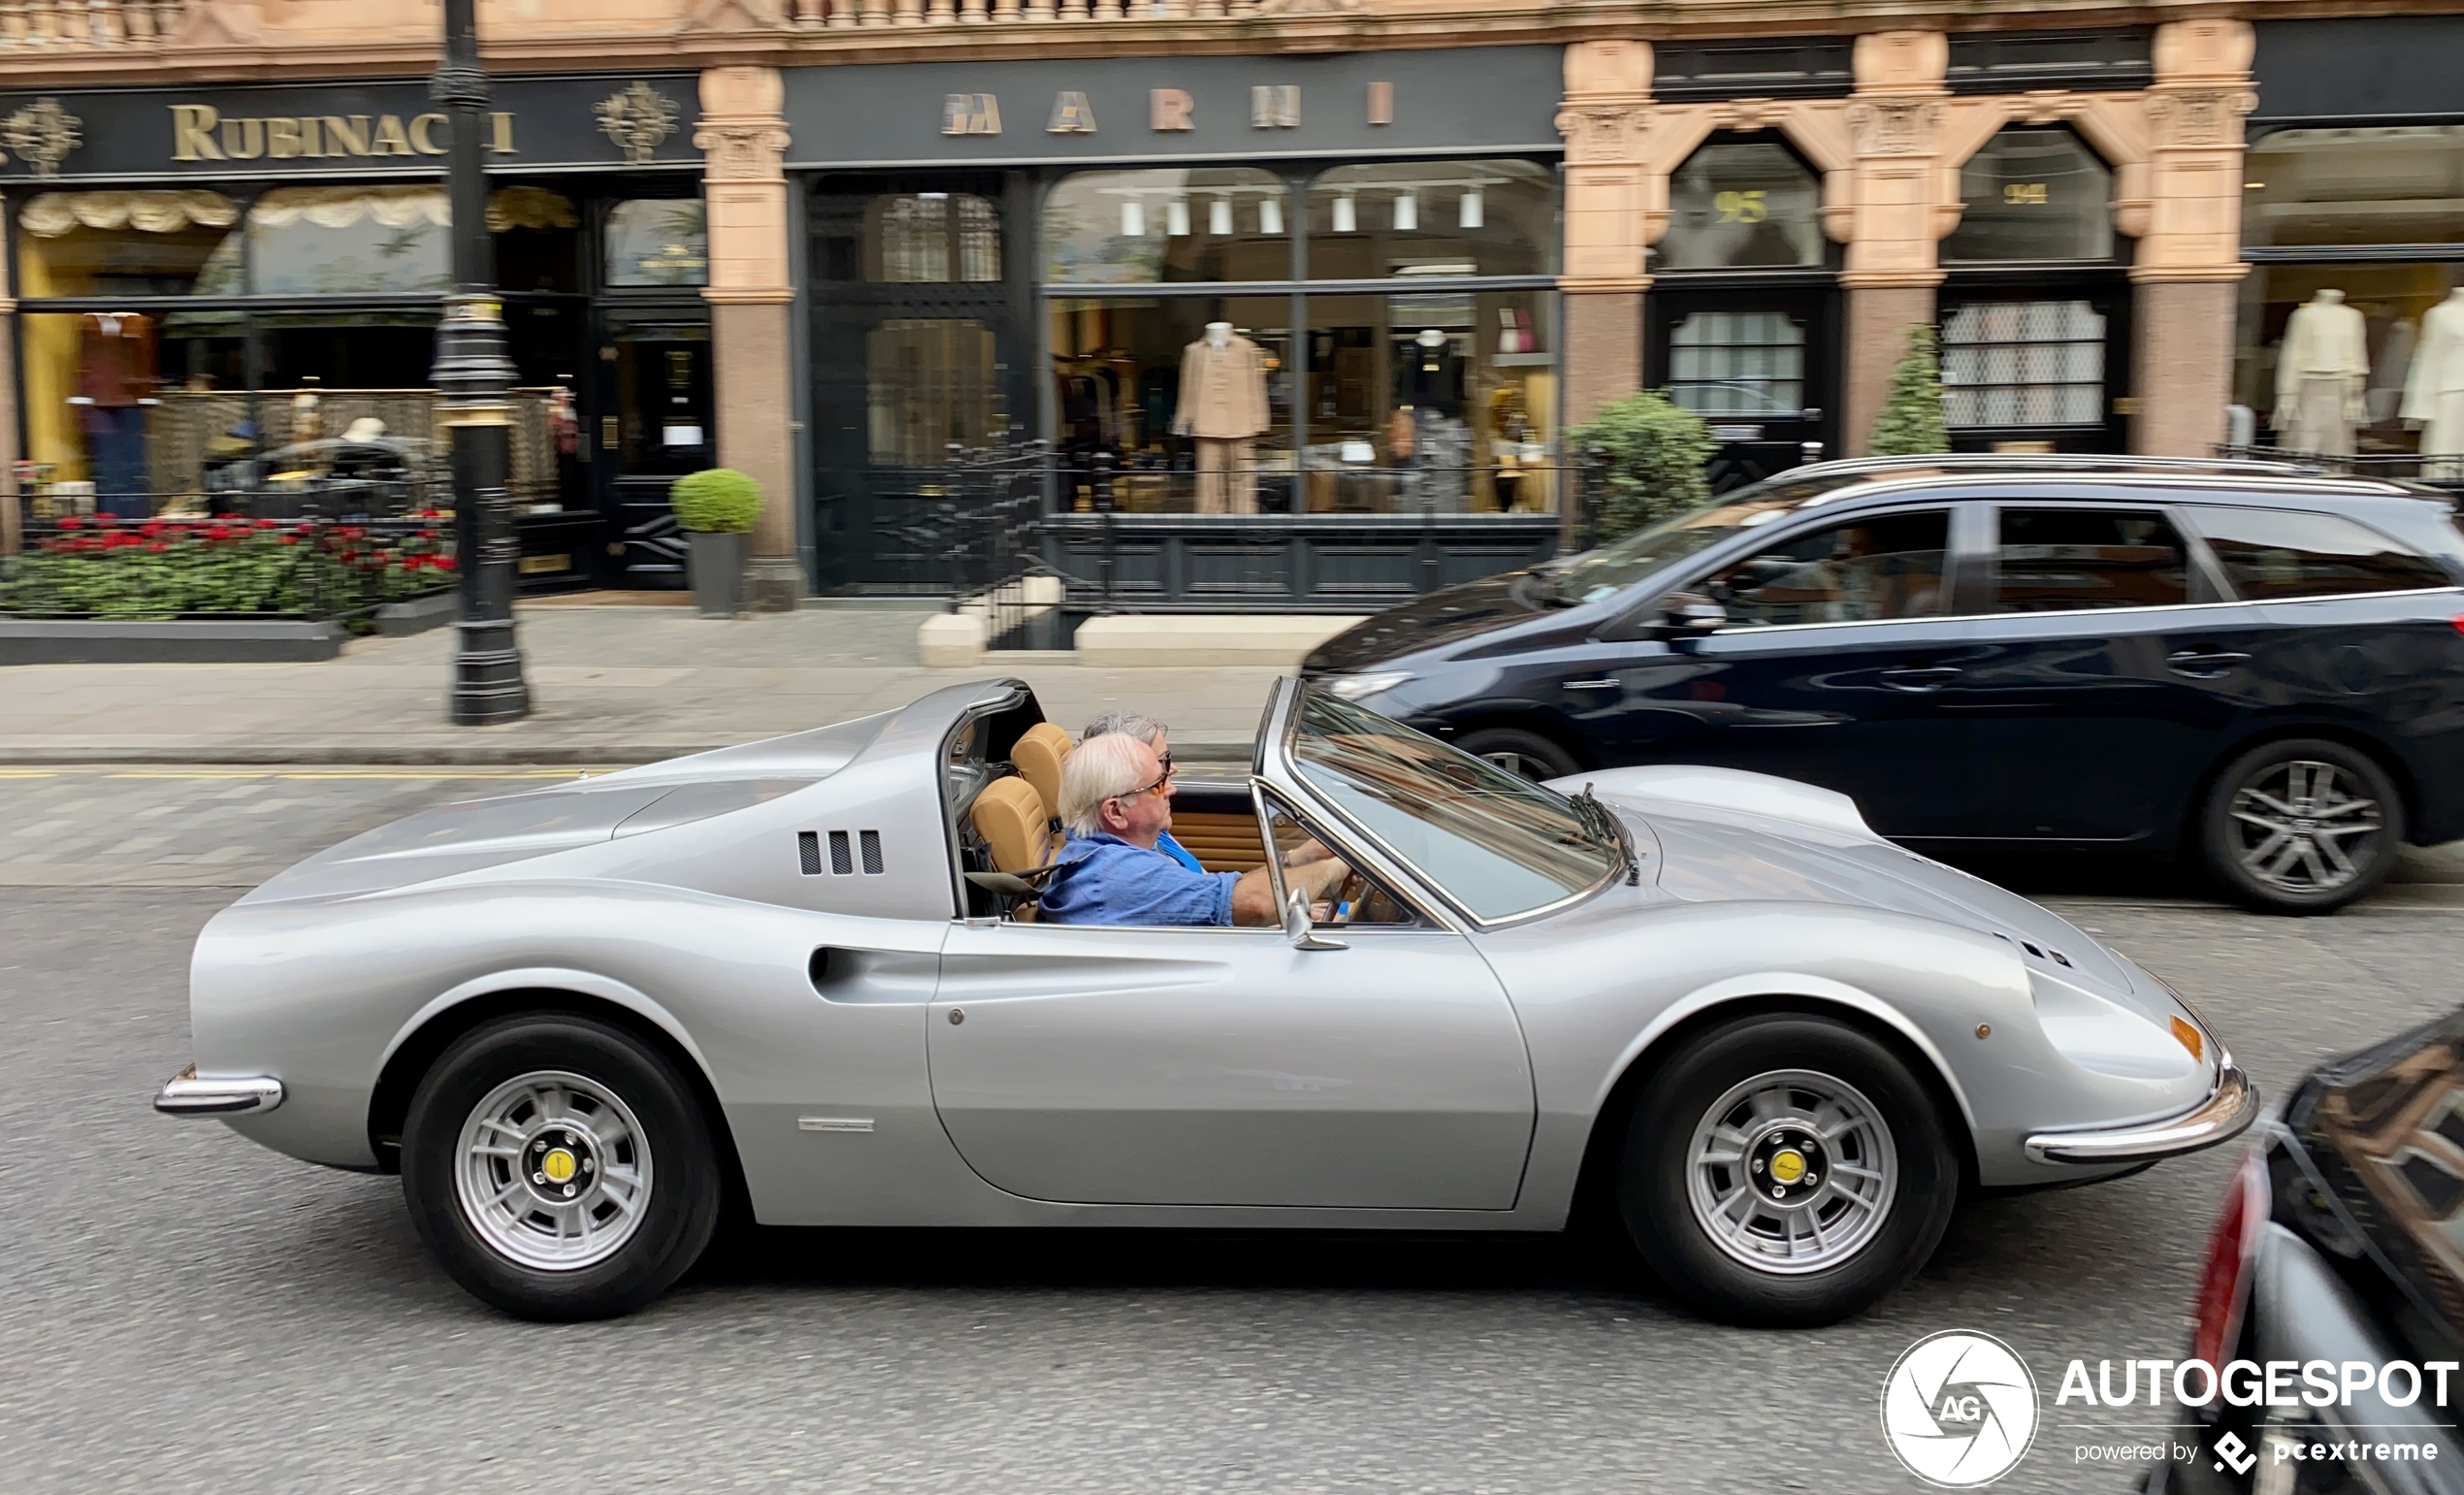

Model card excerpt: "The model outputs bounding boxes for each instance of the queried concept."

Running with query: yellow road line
[0,769,61,778]
[95,768,600,781]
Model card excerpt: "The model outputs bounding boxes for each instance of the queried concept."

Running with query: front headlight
[1324,670,1412,701]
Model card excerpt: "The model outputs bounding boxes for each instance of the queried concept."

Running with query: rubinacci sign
[0,75,700,182]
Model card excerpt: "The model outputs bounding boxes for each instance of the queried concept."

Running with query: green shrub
[670,469,763,534]
[1867,324,1950,457]
[1570,390,1715,544]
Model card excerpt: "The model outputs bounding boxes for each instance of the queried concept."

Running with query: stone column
[0,193,16,560]
[696,65,802,610]
[2130,20,2256,456]
[1555,40,1655,431]
[1838,32,1952,456]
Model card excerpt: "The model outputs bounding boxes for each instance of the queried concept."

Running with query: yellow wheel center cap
[1768,1149,1807,1186]
[541,1148,578,1185]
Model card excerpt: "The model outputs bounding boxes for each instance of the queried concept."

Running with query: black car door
[1945,500,2279,846]
[1573,504,1985,837]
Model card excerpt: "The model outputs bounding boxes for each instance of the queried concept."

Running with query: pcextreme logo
[1880,1331,2042,1488]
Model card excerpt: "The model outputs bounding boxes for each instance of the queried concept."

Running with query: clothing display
[1194,436,1257,515]
[71,312,159,514]
[2401,289,2464,475]
[2273,289,2370,456]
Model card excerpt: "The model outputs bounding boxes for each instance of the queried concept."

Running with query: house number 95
[1714,189,1769,224]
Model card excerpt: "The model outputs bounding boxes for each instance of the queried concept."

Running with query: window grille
[1666,310,1805,417]
[1941,300,2106,428]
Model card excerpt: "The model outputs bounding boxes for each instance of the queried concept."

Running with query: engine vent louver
[829,830,854,876]
[1994,930,2072,968]
[797,831,822,876]
[806,829,884,876]
[859,829,884,875]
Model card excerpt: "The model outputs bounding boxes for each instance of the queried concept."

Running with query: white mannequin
[2401,288,2464,477]
[1205,320,1232,349]
[1177,321,1270,513]
[2274,288,2371,456]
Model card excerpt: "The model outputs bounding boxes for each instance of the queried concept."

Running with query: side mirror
[1663,591,1728,633]
[1282,886,1347,952]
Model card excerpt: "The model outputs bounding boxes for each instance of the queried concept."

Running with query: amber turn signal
[2170,1015,2204,1062]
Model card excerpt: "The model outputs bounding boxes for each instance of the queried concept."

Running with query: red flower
[146,540,169,553]
[402,554,425,570]
[419,530,439,541]
[277,534,300,546]
[254,517,277,530]
[435,556,458,572]
[58,515,83,530]
[139,521,165,538]
[96,512,120,528]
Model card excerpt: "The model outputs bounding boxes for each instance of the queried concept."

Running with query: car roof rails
[1780,451,2331,482]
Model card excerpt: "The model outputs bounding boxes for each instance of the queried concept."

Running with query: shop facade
[778,48,1572,606]
[2232,17,2464,481]
[0,73,712,589]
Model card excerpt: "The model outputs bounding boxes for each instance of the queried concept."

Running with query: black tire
[1456,726,1580,782]
[1617,1015,1958,1327]
[2199,736,2404,915]
[402,1014,721,1321]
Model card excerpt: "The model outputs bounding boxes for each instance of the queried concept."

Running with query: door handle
[2166,649,2251,677]
[1562,678,1620,691]
[1879,666,1962,692]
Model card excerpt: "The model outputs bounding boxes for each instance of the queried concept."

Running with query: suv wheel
[1455,727,1579,782]
[2200,737,2402,915]
[1617,1015,1958,1327]
[402,1014,721,1320]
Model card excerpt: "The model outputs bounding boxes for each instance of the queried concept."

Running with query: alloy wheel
[454,1069,653,1272]
[2227,759,2383,895]
[1684,1068,1898,1276]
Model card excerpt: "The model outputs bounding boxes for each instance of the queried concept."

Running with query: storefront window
[1306,160,1555,279]
[1047,296,1293,502]
[491,186,581,294]
[16,191,241,297]
[2233,263,2464,459]
[867,193,1001,283]
[248,185,451,296]
[867,318,1003,466]
[1043,168,1289,285]
[2245,127,2464,249]
[1657,143,1824,271]
[1303,290,1556,511]
[1666,310,1806,417]
[1942,128,2113,263]
[603,199,709,287]
[608,321,713,475]
[1941,301,2107,427]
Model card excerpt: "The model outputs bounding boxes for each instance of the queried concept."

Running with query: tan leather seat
[970,776,1049,876]
[1012,722,1072,829]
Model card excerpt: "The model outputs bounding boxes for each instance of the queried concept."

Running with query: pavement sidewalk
[0,604,1288,765]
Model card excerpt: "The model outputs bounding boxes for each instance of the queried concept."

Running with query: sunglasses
[1110,757,1176,803]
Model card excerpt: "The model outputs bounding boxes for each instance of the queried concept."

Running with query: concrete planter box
[0,617,344,665]
[688,531,747,617]
[373,590,457,637]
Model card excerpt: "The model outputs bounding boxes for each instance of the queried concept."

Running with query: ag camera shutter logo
[1881,1331,2042,1487]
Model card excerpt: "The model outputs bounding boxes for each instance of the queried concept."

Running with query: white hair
[1058,731,1155,837]
[1082,711,1166,747]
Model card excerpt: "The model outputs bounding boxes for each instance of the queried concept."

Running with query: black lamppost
[431,0,529,725]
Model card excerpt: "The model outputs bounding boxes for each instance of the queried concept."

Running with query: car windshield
[1290,687,1620,922]
[1550,470,1928,604]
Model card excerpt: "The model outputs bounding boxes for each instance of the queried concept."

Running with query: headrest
[971,776,1049,876]
[1011,722,1072,827]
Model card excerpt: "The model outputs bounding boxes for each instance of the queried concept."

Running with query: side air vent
[1993,930,2073,968]
[797,831,822,876]
[829,830,854,875]
[859,829,884,875]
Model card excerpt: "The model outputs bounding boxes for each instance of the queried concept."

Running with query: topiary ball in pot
[669,468,763,534]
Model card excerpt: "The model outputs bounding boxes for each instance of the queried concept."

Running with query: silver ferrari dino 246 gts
[156,677,2255,1324]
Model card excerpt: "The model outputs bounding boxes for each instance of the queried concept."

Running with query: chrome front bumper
[154,1063,284,1117]
[2023,1056,2258,1165]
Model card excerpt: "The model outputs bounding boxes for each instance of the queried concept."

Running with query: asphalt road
[2,770,2458,1493]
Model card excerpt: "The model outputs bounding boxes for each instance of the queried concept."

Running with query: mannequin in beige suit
[2273,289,2371,456]
[2401,288,2464,479]
[1176,322,1270,514]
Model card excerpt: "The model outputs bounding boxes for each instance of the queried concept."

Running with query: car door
[927,917,1535,1210]
[1944,499,2279,843]
[1570,504,1984,838]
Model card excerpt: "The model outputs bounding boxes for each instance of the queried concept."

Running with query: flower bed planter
[0,512,457,664]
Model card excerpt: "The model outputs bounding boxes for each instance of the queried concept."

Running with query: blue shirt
[1041,830,1240,926]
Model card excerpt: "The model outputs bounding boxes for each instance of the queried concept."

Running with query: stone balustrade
[0,0,188,48]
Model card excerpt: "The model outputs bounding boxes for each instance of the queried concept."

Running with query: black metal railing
[2212,444,2464,497]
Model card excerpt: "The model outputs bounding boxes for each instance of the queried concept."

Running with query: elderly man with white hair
[1079,711,1206,874]
[1038,730,1350,926]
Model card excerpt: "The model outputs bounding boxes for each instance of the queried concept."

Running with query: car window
[1703,509,1950,629]
[1259,791,1416,927]
[2188,506,2454,601]
[1992,507,2190,612]
[1549,470,1899,603]
[1289,688,1618,923]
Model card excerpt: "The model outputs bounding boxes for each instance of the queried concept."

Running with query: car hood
[1572,765,2140,1004]
[1302,569,1544,671]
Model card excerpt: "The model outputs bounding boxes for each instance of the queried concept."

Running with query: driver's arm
[1228,856,1350,926]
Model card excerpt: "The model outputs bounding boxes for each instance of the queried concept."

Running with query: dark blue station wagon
[1302,456,2464,913]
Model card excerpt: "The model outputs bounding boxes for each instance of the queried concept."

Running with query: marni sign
[786,47,1565,167]
[0,75,700,181]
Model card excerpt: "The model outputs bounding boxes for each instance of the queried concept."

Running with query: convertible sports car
[155,677,2256,1325]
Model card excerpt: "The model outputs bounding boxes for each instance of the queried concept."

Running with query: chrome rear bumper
[154,1063,284,1117]
[2023,1057,2257,1165]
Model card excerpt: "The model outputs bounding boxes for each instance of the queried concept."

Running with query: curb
[0,737,1264,768]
